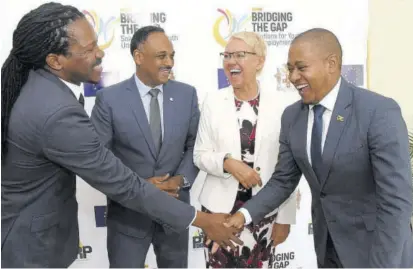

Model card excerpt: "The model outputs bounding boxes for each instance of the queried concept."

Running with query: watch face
[182,177,190,188]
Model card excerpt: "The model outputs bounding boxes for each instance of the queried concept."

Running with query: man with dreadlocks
[1,3,242,267]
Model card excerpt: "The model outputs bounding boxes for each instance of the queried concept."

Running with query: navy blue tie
[311,104,326,181]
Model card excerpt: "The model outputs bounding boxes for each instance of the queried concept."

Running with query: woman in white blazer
[194,31,298,268]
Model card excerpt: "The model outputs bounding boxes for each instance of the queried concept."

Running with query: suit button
[320,192,326,198]
[255,167,261,172]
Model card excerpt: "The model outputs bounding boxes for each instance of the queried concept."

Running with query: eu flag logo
[94,205,107,227]
[341,65,364,86]
[84,79,104,97]
[83,72,118,97]
[217,68,230,89]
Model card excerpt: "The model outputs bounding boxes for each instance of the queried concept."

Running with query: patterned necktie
[311,104,326,181]
[149,88,162,155]
[79,93,85,108]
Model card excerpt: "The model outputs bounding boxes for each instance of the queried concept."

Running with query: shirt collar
[134,74,164,97]
[59,78,83,100]
[309,77,341,112]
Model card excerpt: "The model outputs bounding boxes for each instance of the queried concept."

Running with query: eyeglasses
[220,51,256,62]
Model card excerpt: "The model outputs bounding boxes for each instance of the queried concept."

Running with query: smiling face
[48,18,105,85]
[287,39,340,104]
[222,37,264,89]
[133,32,174,87]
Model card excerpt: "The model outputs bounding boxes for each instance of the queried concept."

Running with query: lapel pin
[336,115,344,122]
[169,97,174,102]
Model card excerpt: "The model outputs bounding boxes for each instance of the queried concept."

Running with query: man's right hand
[224,158,262,189]
[193,211,243,250]
[147,174,179,198]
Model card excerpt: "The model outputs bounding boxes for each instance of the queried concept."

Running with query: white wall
[369,0,413,129]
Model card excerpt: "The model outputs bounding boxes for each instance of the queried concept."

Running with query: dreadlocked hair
[1,2,84,161]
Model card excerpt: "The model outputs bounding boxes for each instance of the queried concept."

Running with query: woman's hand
[224,158,262,189]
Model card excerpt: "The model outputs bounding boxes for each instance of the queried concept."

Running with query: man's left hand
[272,223,290,247]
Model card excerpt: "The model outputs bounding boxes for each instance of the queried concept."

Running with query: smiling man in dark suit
[226,28,413,268]
[1,4,241,268]
[91,26,199,268]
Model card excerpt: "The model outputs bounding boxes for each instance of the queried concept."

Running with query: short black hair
[292,28,343,65]
[129,25,165,55]
[1,2,84,161]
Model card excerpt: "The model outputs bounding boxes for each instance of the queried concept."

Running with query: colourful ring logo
[213,9,251,47]
[83,10,119,50]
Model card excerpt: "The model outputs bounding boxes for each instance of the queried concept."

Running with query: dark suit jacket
[90,75,199,238]
[1,69,196,267]
[243,79,413,267]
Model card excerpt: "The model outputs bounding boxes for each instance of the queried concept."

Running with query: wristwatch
[181,176,191,189]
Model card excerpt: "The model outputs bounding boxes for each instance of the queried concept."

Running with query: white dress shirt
[59,78,83,101]
[306,78,341,164]
[134,74,165,137]
[240,78,342,224]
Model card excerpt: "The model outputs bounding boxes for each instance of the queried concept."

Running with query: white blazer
[194,85,298,224]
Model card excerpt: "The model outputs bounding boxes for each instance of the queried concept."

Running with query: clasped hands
[199,156,291,251]
[224,158,263,189]
[147,173,182,198]
[147,163,289,250]
[196,211,246,252]
[198,159,264,251]
[202,212,290,252]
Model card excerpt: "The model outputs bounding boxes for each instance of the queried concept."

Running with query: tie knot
[313,104,325,117]
[149,88,160,98]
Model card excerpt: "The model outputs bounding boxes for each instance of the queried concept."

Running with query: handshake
[193,211,247,250]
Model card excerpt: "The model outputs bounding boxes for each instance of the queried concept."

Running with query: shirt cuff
[188,207,197,228]
[239,208,252,225]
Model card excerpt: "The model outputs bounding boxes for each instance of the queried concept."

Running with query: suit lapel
[223,87,242,160]
[158,82,174,159]
[36,69,77,99]
[254,89,297,158]
[126,76,157,158]
[320,79,353,188]
[292,104,319,185]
